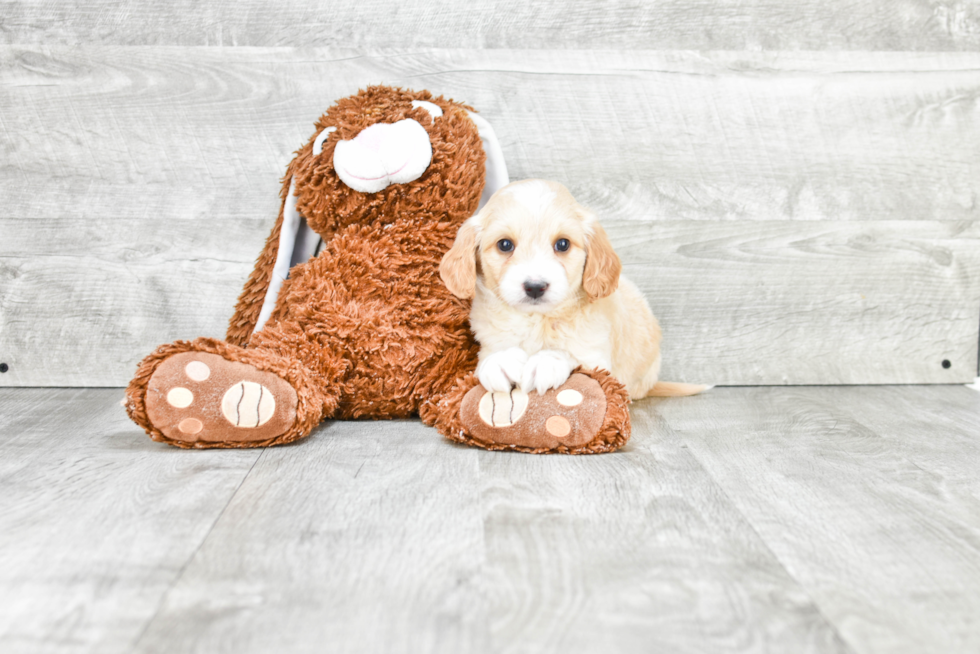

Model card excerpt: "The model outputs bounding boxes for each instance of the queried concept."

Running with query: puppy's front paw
[521,350,576,396]
[478,347,528,393]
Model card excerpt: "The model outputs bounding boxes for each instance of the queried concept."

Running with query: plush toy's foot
[143,351,297,446]
[433,368,632,454]
[126,338,326,449]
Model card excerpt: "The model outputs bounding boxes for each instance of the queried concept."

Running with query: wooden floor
[1,386,978,653]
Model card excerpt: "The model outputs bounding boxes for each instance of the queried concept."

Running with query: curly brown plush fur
[125,86,631,453]
[227,87,482,347]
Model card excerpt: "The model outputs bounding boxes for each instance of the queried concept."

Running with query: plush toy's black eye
[554,238,570,252]
[497,239,515,253]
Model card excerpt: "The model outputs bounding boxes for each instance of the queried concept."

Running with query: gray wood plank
[131,419,488,654]
[0,388,261,654]
[614,220,980,385]
[3,219,976,386]
[795,385,980,488]
[5,385,980,653]
[0,214,264,386]
[3,49,978,224]
[2,0,978,50]
[2,47,979,386]
[476,412,852,653]
[650,386,980,654]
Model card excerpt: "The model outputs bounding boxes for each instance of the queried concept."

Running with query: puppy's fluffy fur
[441,179,707,399]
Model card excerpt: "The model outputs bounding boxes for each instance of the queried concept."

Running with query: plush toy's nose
[333,119,432,193]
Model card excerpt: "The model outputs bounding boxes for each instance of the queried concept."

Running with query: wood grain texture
[3,218,976,386]
[130,419,487,654]
[650,385,980,654]
[3,48,978,223]
[0,215,264,386]
[476,412,851,653]
[0,388,261,654]
[2,47,978,386]
[2,0,979,50]
[9,385,980,652]
[614,220,980,385]
[823,384,980,488]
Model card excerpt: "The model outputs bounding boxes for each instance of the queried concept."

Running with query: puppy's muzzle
[523,280,550,300]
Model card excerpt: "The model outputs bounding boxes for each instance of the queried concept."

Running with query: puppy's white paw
[521,350,576,396]
[478,347,529,393]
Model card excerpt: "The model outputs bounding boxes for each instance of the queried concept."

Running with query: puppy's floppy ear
[582,222,621,301]
[440,220,479,299]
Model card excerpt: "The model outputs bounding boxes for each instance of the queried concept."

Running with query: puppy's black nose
[523,280,549,299]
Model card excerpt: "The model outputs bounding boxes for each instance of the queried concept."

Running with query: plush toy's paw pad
[477,388,529,427]
[144,352,297,445]
[460,373,606,451]
[221,381,277,427]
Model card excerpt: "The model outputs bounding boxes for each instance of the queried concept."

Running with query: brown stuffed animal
[125,86,631,453]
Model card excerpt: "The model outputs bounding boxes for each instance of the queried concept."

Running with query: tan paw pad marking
[184,361,211,382]
[556,389,583,406]
[545,416,571,438]
[178,418,203,435]
[167,387,194,408]
[221,381,276,428]
[478,389,529,427]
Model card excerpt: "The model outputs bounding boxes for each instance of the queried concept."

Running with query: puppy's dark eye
[554,238,570,252]
[497,239,515,253]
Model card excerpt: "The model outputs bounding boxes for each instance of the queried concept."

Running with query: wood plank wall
[1,2,979,386]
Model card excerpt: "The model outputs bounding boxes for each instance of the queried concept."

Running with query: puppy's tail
[646,381,713,398]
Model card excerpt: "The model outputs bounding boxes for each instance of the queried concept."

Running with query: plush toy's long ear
[226,171,321,346]
[436,111,505,300]
[466,111,509,210]
[440,220,480,299]
[582,222,622,301]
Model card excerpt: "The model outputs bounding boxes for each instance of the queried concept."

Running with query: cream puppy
[441,179,706,399]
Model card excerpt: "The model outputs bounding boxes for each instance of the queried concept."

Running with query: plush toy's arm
[226,170,294,347]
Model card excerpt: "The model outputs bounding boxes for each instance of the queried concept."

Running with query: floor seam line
[129,449,266,650]
[665,420,861,654]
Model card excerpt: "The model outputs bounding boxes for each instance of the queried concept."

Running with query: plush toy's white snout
[333,119,432,193]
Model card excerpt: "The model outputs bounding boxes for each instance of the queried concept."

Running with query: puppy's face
[441,180,621,312]
[478,182,588,312]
